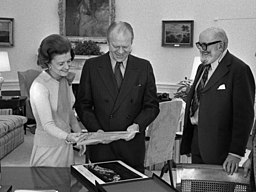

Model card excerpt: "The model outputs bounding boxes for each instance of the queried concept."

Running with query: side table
[0,96,27,133]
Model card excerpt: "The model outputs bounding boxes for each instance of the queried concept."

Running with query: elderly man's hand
[223,154,240,175]
[242,158,251,178]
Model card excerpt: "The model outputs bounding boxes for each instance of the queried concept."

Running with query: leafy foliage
[173,77,193,102]
[74,40,103,55]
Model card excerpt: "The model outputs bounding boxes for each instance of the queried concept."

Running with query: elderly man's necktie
[191,64,211,116]
[114,62,123,90]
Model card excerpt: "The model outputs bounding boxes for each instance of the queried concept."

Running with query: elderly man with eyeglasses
[180,27,255,175]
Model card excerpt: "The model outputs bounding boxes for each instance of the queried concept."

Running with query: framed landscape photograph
[58,0,115,43]
[162,20,194,47]
[0,18,14,47]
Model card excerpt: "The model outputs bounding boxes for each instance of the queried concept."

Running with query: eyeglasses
[196,41,222,51]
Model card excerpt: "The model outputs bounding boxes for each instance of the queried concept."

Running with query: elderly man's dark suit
[180,51,255,164]
[75,52,159,171]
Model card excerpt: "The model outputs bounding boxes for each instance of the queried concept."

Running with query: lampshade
[190,56,201,80]
[0,51,11,72]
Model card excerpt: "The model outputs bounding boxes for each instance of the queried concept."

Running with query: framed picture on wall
[0,18,14,47]
[162,20,194,47]
[58,0,115,43]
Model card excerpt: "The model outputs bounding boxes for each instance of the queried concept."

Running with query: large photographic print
[162,20,193,47]
[71,160,148,185]
[85,161,142,183]
[58,0,115,43]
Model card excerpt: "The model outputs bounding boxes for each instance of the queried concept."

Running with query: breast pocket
[130,83,144,104]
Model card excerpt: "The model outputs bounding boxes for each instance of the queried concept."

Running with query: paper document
[77,131,139,146]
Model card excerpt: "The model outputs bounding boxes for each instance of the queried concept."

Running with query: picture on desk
[84,161,145,183]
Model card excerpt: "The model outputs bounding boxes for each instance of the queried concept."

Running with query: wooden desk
[1,167,82,192]
[1,166,176,192]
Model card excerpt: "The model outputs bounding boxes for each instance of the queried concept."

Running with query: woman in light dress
[30,34,86,167]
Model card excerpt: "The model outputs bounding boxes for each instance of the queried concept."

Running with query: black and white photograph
[0,1,255,191]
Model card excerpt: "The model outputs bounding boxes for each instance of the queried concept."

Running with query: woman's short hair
[37,34,75,68]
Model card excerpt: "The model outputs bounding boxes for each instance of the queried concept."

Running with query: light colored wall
[0,0,256,96]
[0,0,60,89]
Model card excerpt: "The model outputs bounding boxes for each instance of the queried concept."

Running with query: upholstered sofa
[0,115,27,159]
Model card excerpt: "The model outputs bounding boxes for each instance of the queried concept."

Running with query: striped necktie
[114,62,123,90]
[190,64,211,116]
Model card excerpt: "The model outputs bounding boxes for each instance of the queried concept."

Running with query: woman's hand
[77,144,86,156]
[66,132,84,144]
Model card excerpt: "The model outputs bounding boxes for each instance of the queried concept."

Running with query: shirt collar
[218,49,227,63]
[40,70,75,85]
[211,49,228,71]
[109,52,128,70]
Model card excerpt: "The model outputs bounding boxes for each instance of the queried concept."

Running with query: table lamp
[0,51,11,97]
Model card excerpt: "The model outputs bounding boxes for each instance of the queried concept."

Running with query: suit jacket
[74,52,159,167]
[251,122,256,189]
[180,51,255,164]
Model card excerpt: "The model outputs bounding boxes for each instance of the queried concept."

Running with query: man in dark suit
[74,21,159,172]
[180,27,255,175]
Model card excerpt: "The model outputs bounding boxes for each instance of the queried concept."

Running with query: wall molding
[157,82,179,97]
[3,80,179,97]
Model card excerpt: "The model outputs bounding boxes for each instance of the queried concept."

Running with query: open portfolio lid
[71,160,178,192]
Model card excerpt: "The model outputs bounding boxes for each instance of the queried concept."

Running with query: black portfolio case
[71,160,178,192]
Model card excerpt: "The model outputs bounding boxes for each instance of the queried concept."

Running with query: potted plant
[74,40,103,56]
[173,77,193,102]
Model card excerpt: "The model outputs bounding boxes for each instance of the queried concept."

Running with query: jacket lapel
[112,56,139,113]
[97,53,119,100]
[186,64,205,109]
[203,51,231,92]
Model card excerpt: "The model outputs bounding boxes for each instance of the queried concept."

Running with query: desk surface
[1,167,175,192]
[2,167,88,192]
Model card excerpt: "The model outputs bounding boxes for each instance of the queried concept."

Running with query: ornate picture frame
[58,0,115,43]
[0,18,14,47]
[162,20,194,47]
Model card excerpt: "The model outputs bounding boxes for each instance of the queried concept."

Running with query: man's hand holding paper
[125,123,140,141]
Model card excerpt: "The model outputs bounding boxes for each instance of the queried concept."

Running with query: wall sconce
[0,51,11,97]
